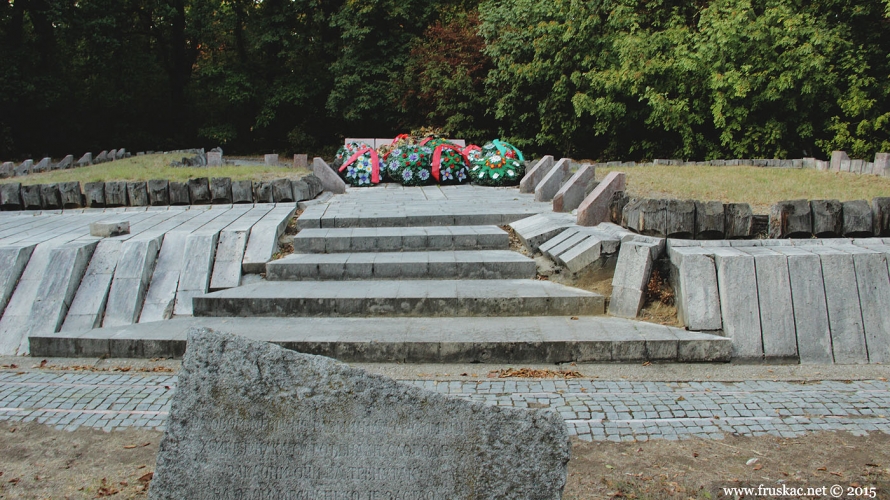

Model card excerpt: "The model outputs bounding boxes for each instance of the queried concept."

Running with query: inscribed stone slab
[150,329,570,499]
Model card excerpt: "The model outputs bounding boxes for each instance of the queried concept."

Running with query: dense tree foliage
[0,0,888,160]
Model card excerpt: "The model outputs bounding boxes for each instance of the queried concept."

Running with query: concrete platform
[192,279,605,318]
[265,250,536,280]
[28,316,730,363]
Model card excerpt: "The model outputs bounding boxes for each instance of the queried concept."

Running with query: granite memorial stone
[59,182,84,209]
[105,181,128,207]
[0,182,22,211]
[210,177,233,204]
[231,180,254,204]
[84,182,106,207]
[150,329,570,500]
[148,179,170,206]
[188,178,211,204]
[169,182,191,205]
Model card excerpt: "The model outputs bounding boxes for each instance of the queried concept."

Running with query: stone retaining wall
[0,175,323,211]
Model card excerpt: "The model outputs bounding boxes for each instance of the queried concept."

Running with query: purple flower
[419,169,430,181]
[389,160,399,171]
[408,153,419,163]
[442,169,453,180]
[359,173,369,184]
[457,170,466,181]
[402,169,413,181]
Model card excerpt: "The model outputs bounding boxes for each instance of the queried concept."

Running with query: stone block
[206,151,222,166]
[843,199,873,237]
[104,237,162,327]
[740,248,797,358]
[0,162,12,178]
[609,240,662,318]
[148,179,170,206]
[90,220,130,237]
[874,197,890,236]
[21,184,42,210]
[14,159,32,176]
[291,180,311,202]
[108,149,118,162]
[58,182,83,208]
[724,203,754,239]
[293,154,308,169]
[127,181,150,206]
[577,172,625,226]
[769,199,812,238]
[519,155,555,194]
[76,152,92,167]
[84,182,105,207]
[264,153,279,165]
[533,158,570,202]
[850,159,865,174]
[231,180,253,204]
[38,184,61,209]
[303,174,323,198]
[623,199,665,236]
[811,199,843,237]
[664,199,695,238]
[831,151,849,172]
[809,247,869,364]
[312,157,346,194]
[253,181,274,203]
[151,329,570,499]
[58,155,73,169]
[772,247,833,364]
[188,178,211,205]
[209,177,232,204]
[0,182,22,210]
[553,163,595,212]
[271,178,294,202]
[712,248,763,360]
[851,250,890,363]
[32,157,50,173]
[169,182,190,205]
[95,150,108,163]
[875,153,889,177]
[694,201,725,239]
[104,181,128,207]
[669,248,722,332]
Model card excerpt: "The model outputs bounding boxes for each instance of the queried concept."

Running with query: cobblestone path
[2,371,888,441]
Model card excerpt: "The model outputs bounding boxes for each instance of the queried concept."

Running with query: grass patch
[0,154,311,185]
[598,165,890,213]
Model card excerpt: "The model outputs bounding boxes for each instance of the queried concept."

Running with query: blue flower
[389,160,399,171]
[408,153,419,163]
[402,169,413,181]
[347,166,356,177]
[391,148,402,156]
[359,173,369,184]
[442,169,453,180]
[419,169,430,180]
[457,170,466,181]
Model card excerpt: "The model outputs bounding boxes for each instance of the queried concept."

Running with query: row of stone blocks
[292,226,510,253]
[588,151,890,176]
[265,250,537,281]
[0,149,128,179]
[669,238,890,364]
[619,198,766,239]
[0,175,322,210]
[769,198,890,238]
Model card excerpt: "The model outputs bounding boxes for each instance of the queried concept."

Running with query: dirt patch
[566,431,890,499]
[0,421,161,499]
[3,420,887,499]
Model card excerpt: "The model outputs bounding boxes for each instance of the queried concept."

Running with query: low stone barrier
[0,175,323,211]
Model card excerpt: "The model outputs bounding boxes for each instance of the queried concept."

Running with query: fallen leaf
[816,467,827,471]
[830,471,843,477]
[8,477,20,484]
[39,359,47,367]
[676,396,686,402]
[746,458,759,466]
[605,464,614,469]
[570,316,579,320]
[460,373,468,376]
[138,472,154,482]
[141,442,151,447]
[642,361,651,367]
[693,452,699,458]
[753,464,763,470]
[120,481,128,487]
[866,463,881,467]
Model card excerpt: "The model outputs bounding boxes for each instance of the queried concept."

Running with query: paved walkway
[2,370,888,442]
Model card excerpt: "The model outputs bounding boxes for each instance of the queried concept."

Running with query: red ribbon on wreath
[430,143,468,182]
[338,146,380,184]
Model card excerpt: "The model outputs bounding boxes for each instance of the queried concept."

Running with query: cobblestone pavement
[2,370,889,442]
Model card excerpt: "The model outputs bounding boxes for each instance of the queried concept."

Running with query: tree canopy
[1,0,888,160]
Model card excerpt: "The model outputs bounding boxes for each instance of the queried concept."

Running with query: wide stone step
[30,316,730,363]
[265,250,535,281]
[193,279,604,318]
[293,226,509,253]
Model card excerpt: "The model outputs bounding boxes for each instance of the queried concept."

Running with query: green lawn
[0,154,312,185]
[598,165,890,213]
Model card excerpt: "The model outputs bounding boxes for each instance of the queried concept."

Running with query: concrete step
[265,250,535,281]
[193,279,604,318]
[293,226,509,253]
[30,316,730,363]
